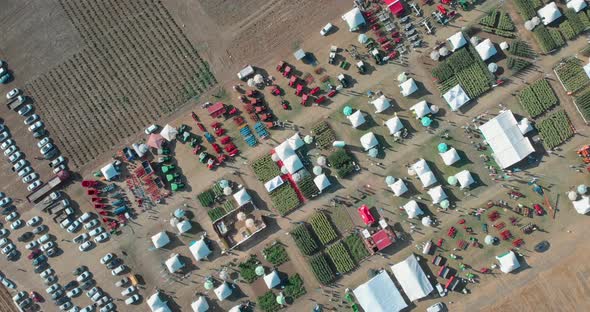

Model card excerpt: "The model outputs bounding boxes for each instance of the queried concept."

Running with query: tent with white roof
[314,174,331,192]
[567,0,587,12]
[147,292,171,312]
[399,78,418,96]
[517,118,533,135]
[403,200,424,218]
[353,271,408,312]
[418,171,437,188]
[177,220,192,234]
[412,159,437,188]
[160,124,178,142]
[191,297,209,312]
[151,232,170,249]
[100,163,119,181]
[443,84,470,111]
[342,8,366,31]
[233,188,252,207]
[537,2,562,25]
[447,32,467,51]
[283,154,303,174]
[455,170,475,189]
[286,133,304,150]
[573,196,590,214]
[391,254,434,301]
[165,253,184,273]
[348,110,366,128]
[390,179,408,196]
[263,270,282,289]
[479,110,535,168]
[440,148,460,166]
[410,101,431,119]
[274,142,295,161]
[496,251,520,273]
[371,95,392,113]
[427,186,447,204]
[214,282,233,301]
[189,239,211,261]
[475,39,497,61]
[385,117,404,135]
[360,132,378,151]
[264,176,284,193]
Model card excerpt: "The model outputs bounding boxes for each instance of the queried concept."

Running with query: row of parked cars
[68,212,111,252]
[100,253,140,305]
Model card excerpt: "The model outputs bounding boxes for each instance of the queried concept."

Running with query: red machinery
[358,204,375,225]
[276,61,286,72]
[388,51,399,59]
[217,154,228,164]
[233,116,245,126]
[207,102,226,118]
[255,106,266,113]
[447,227,456,238]
[533,204,544,216]
[82,180,99,188]
[260,113,272,121]
[371,24,380,31]
[214,128,225,136]
[271,85,281,96]
[437,5,447,15]
[392,31,400,38]
[212,143,222,154]
[191,111,200,122]
[301,93,309,105]
[500,230,512,240]
[310,86,320,95]
[289,75,298,87]
[328,89,337,97]
[246,89,258,97]
[296,84,304,96]
[283,65,292,77]
[250,98,262,106]
[315,96,326,104]
[211,122,222,129]
[382,42,394,51]
[220,136,231,145]
[577,145,590,163]
[377,36,389,44]
[239,95,248,103]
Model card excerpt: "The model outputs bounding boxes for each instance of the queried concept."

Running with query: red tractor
[288,75,298,87]
[283,65,292,77]
[295,84,304,96]
[271,85,281,96]
[310,86,320,96]
[276,61,286,72]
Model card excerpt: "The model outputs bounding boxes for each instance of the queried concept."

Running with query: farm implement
[254,122,269,139]
[239,125,257,147]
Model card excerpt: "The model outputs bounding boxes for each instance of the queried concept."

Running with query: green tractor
[166,173,180,182]
[157,147,170,155]
[190,136,200,148]
[176,124,191,143]
[161,165,176,174]
[171,183,185,192]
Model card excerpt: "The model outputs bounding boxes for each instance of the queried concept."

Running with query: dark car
[7,249,18,260]
[28,249,42,260]
[64,281,78,291]
[32,254,47,266]
[54,296,69,305]
[1,206,15,215]
[80,280,94,290]
[46,248,58,257]
[17,232,34,242]
[106,258,122,270]
[73,265,87,276]
[534,240,550,253]
[33,129,46,139]
[44,275,57,286]
[34,263,48,273]
[51,290,64,301]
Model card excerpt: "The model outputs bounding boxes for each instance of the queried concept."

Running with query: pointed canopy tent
[147,292,171,312]
[440,148,460,166]
[274,141,295,161]
[342,7,366,31]
[151,232,170,249]
[412,159,437,188]
[385,117,404,135]
[347,110,366,128]
[360,132,379,151]
[410,101,431,119]
[389,179,408,196]
[447,31,467,51]
[368,148,378,158]
[475,39,498,61]
[165,254,185,273]
[147,134,165,149]
[287,133,305,150]
[101,163,119,181]
[443,84,471,111]
[214,282,233,301]
[283,154,304,174]
[390,254,434,301]
[578,184,588,194]
[427,185,448,204]
[314,174,331,192]
[479,110,535,168]
[353,271,408,312]
[189,239,211,261]
[455,170,475,189]
[160,124,178,142]
[263,270,282,289]
[573,196,590,214]
[358,34,369,44]
[500,41,509,50]
[496,251,521,273]
[313,165,323,175]
[399,78,418,97]
[567,0,587,12]
[537,2,562,25]
[264,176,284,193]
[371,95,392,113]
[419,172,437,188]
[233,188,252,207]
[518,118,533,134]
[177,220,192,234]
[228,306,242,312]
[403,200,424,219]
[191,297,209,312]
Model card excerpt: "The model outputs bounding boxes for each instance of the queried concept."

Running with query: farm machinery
[176,124,192,143]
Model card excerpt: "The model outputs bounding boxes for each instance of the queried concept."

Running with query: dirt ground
[1,0,590,312]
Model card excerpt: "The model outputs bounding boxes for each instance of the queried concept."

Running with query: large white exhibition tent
[479,110,535,168]
[427,185,447,204]
[348,110,366,128]
[165,253,184,273]
[233,188,252,207]
[390,179,408,196]
[440,148,460,166]
[353,271,408,312]
[283,154,303,174]
[537,2,562,25]
[447,32,467,51]
[567,0,587,12]
[360,132,378,151]
[160,124,178,142]
[496,251,521,273]
[191,297,209,312]
[475,39,497,61]
[286,133,305,150]
[403,200,424,219]
[274,142,295,161]
[264,176,284,193]
[391,254,434,301]
[573,196,590,214]
[314,174,331,192]
[410,101,431,119]
[342,8,366,31]
[189,239,211,261]
[455,170,475,189]
[400,78,418,96]
[151,232,170,249]
[214,282,233,301]
[147,292,171,312]
[443,84,470,111]
[371,95,392,113]
[263,270,281,289]
[385,116,404,135]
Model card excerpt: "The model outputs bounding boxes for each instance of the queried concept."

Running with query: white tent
[584,63,590,80]
[233,188,252,207]
[410,101,431,119]
[443,84,470,111]
[160,124,178,142]
[353,271,408,312]
[228,306,242,312]
[264,176,284,193]
[287,133,304,150]
[518,118,533,135]
[263,271,281,289]
[313,174,331,192]
[475,39,497,61]
[567,0,587,12]
[348,110,366,128]
[390,179,408,196]
[371,95,392,113]
[214,283,233,301]
[165,254,184,273]
[537,2,562,25]
[189,239,211,261]
[573,196,590,214]
[274,142,295,161]
[147,292,171,312]
[100,163,119,181]
[283,154,303,174]
[412,159,430,176]
[427,186,447,204]
[419,171,437,188]
[399,78,418,97]
[455,170,475,189]
[151,232,170,249]
[360,132,378,151]
[191,297,209,312]
[447,32,467,51]
[391,254,434,301]
[403,200,424,219]
[177,220,192,234]
[479,110,535,168]
[496,251,521,273]
[440,148,460,166]
[341,8,366,31]
[385,117,404,135]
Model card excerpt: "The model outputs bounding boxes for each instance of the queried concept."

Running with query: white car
[76,271,92,283]
[40,241,56,252]
[22,172,39,184]
[0,131,10,143]
[37,137,51,149]
[88,227,104,237]
[46,284,60,294]
[49,191,61,201]
[3,145,18,157]
[37,234,52,245]
[53,164,67,174]
[86,287,100,298]
[28,121,43,132]
[100,253,114,264]
[120,286,136,296]
[60,218,72,229]
[50,156,65,168]
[28,180,42,191]
[40,143,54,155]
[12,291,26,303]
[111,265,126,276]
[0,229,9,238]
[67,288,81,298]
[73,233,90,244]
[84,219,99,230]
[145,124,159,134]
[25,241,39,250]
[94,232,109,243]
[5,211,18,221]
[8,151,22,163]
[6,88,20,100]
[27,216,42,226]
[40,268,55,279]
[0,238,9,248]
[79,241,93,252]
[24,114,39,126]
[79,212,93,223]
[66,220,82,233]
[320,23,334,36]
[10,220,24,230]
[80,306,94,312]
[426,302,445,312]
[17,166,33,177]
[12,159,27,172]
[17,104,32,116]
[125,294,140,305]
[0,197,11,207]
[0,139,14,150]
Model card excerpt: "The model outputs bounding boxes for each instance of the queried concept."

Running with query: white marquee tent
[286,133,305,150]
[496,251,521,273]
[538,2,562,25]
[352,271,408,312]
[518,118,533,135]
[447,32,467,51]
[371,95,392,113]
[191,297,209,312]
[274,142,295,161]
[233,188,252,207]
[385,117,404,136]
[455,170,475,189]
[100,163,119,181]
[400,78,418,97]
[348,110,366,128]
[443,84,470,111]
[573,196,590,214]
[151,232,170,249]
[314,174,331,192]
[390,179,408,196]
[214,283,233,301]
[391,254,434,301]
[189,239,211,261]
[479,110,535,168]
[427,185,447,204]
[567,0,587,12]
[360,132,378,151]
[147,292,171,312]
[283,154,303,174]
[410,101,431,119]
[440,148,460,166]
[403,200,424,219]
[342,8,366,31]
[177,220,192,234]
[263,271,281,289]
[165,253,184,273]
[264,176,284,193]
[160,124,178,142]
[412,159,437,188]
[475,39,497,61]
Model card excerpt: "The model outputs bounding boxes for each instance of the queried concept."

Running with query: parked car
[91,291,103,302]
[67,288,81,298]
[60,218,72,229]
[145,124,159,134]
[33,129,47,139]
[125,294,140,305]
[12,291,27,303]
[0,131,10,142]
[30,291,42,303]
[0,229,9,238]
[2,278,16,289]
[17,104,32,116]
[94,232,109,243]
[426,302,445,312]
[73,233,90,244]
[0,139,14,150]
[50,156,65,168]
[73,265,87,276]
[28,249,42,260]
[34,263,48,273]
[17,232,34,242]
[24,114,39,126]
[79,212,93,223]
[6,88,20,100]
[37,234,52,245]
[115,277,130,287]
[46,284,60,294]
[80,280,94,290]
[12,159,27,172]
[0,238,9,247]
[59,302,73,311]
[5,211,18,221]
[86,287,100,298]
[111,265,126,276]
[53,164,67,174]
[40,268,55,279]
[28,120,43,132]
[51,289,65,300]
[105,258,122,270]
[25,241,39,250]
[40,143,54,155]
[27,216,42,227]
[80,306,94,312]
[1,243,15,254]
[43,275,57,286]
[28,180,43,191]
[33,224,48,234]
[17,166,33,177]
[40,241,56,252]
[66,221,82,233]
[99,302,114,312]
[96,296,112,307]
[18,298,32,309]
[0,198,13,208]
[100,253,114,264]
[32,254,47,266]
[64,281,78,291]
[37,137,51,148]
[84,219,99,230]
[88,227,104,237]
[79,241,93,252]
[320,23,334,36]
[22,172,39,184]
[3,145,18,157]
[46,247,58,257]
[121,286,136,296]
[10,219,24,230]
[76,271,92,283]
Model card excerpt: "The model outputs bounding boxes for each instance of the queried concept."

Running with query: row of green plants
[326,241,356,274]
[559,20,577,41]
[291,224,319,256]
[257,274,308,312]
[197,189,215,207]
[311,121,336,149]
[455,63,493,99]
[269,183,301,216]
[297,174,320,199]
[517,79,558,118]
[574,87,590,121]
[433,46,493,98]
[262,242,290,266]
[480,26,514,38]
[308,253,336,285]
[532,25,564,54]
[252,154,282,182]
[344,233,370,263]
[309,212,338,245]
[508,40,535,59]
[555,59,590,93]
[513,0,543,20]
[537,111,575,149]
[327,149,355,178]
[507,57,532,74]
[239,255,261,283]
[564,9,588,35]
[258,291,281,312]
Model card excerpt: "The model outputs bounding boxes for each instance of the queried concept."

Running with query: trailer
[27,171,70,203]
[237,65,255,80]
